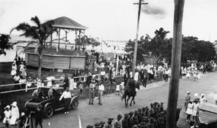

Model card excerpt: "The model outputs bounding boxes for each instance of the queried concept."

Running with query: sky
[0,0,217,42]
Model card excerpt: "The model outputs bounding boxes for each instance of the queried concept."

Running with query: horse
[121,78,140,107]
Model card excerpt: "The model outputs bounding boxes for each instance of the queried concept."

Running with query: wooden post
[69,57,71,69]
[65,30,67,50]
[65,30,68,42]
[116,54,119,76]
[50,33,53,48]
[166,0,185,128]
[75,31,78,50]
[58,28,60,52]
[132,0,148,77]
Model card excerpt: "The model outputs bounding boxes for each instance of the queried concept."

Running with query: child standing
[186,101,193,122]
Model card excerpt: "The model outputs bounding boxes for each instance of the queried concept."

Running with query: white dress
[3,110,11,124]
[10,106,20,125]
[186,103,193,115]
[192,103,199,116]
[134,72,139,81]
[116,85,120,91]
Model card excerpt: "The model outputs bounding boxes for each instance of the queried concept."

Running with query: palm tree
[0,34,12,55]
[11,16,55,79]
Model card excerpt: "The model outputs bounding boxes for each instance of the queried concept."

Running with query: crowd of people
[181,61,217,81]
[2,101,23,128]
[184,91,208,128]
[10,56,27,84]
[181,64,202,81]
[86,102,167,128]
[5,54,217,128]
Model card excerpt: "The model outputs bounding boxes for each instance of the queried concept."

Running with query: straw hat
[21,112,25,116]
[4,105,10,109]
[11,101,17,107]
[194,93,199,97]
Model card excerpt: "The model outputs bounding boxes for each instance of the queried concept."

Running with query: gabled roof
[52,16,87,30]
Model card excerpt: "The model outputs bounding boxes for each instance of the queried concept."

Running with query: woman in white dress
[192,100,200,127]
[10,101,20,125]
[186,101,193,122]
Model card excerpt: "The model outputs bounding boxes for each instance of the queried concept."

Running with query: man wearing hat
[3,105,11,128]
[89,79,96,105]
[94,122,101,128]
[184,91,191,110]
[114,114,122,128]
[122,114,129,128]
[86,125,94,128]
[33,105,43,128]
[105,118,113,128]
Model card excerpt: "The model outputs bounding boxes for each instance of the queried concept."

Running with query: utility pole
[166,0,185,128]
[132,0,148,77]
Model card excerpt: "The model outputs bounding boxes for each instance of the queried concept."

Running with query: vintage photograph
[0,0,217,128]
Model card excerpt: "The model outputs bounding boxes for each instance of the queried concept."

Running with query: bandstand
[25,16,87,70]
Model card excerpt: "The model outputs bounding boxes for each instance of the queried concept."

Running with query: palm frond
[19,25,39,39]
[15,23,31,32]
[40,20,55,40]
[31,16,41,27]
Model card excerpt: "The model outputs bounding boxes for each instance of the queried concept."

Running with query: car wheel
[44,105,54,118]
[71,99,79,109]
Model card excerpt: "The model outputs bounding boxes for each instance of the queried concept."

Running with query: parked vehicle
[25,87,79,118]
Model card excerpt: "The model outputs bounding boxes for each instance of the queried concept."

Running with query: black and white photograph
[0,0,217,128]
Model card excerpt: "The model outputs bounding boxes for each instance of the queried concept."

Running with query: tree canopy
[125,27,216,65]
[0,34,12,55]
[125,27,171,64]
[182,36,216,62]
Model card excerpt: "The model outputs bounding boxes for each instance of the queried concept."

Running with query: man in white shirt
[134,70,139,82]
[89,80,96,105]
[98,82,105,105]
[59,88,72,111]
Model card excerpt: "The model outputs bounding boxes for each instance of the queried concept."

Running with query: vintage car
[25,87,79,118]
